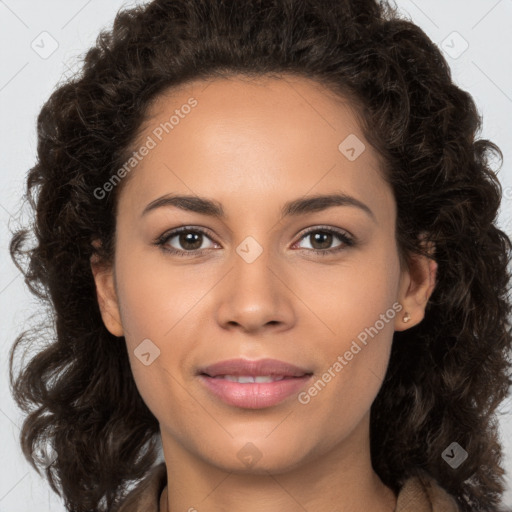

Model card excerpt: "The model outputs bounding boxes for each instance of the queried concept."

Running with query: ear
[90,240,124,337]
[394,238,437,332]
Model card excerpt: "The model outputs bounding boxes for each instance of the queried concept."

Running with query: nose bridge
[214,232,295,331]
[232,233,278,301]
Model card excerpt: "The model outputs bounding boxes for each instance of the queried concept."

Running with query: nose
[214,242,296,334]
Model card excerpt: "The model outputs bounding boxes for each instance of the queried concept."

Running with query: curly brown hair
[9,0,512,511]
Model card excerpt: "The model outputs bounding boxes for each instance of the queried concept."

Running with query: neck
[159,415,397,512]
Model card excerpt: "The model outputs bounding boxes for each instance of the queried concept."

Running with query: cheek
[112,247,223,419]
[296,308,398,449]
[114,249,212,342]
[296,244,400,412]
[293,241,401,345]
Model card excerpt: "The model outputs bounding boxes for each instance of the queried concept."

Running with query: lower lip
[199,374,313,409]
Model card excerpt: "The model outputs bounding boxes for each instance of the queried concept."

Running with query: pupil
[180,232,202,250]
[312,232,332,249]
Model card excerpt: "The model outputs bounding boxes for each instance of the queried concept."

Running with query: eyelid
[291,225,355,254]
[154,225,219,248]
[293,224,354,244]
[154,224,355,256]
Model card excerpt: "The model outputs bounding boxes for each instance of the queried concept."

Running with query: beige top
[116,462,461,512]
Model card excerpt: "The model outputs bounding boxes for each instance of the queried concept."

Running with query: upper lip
[198,358,312,378]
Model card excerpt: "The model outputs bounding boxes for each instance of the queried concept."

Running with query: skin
[91,74,437,512]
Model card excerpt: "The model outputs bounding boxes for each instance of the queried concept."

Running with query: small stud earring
[403,312,411,323]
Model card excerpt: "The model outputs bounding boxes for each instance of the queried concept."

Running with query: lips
[198,357,312,378]
[197,358,313,409]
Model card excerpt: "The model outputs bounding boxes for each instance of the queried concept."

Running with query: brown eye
[295,227,354,255]
[155,227,217,256]
[309,232,334,250]
[176,231,204,251]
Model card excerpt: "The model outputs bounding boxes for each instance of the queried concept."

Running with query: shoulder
[115,462,167,512]
[396,470,460,512]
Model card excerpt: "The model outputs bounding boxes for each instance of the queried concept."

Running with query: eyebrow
[141,193,376,222]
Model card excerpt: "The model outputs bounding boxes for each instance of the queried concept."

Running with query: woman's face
[93,75,435,474]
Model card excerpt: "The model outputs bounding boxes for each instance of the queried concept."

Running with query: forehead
[146,74,364,142]
[118,74,393,222]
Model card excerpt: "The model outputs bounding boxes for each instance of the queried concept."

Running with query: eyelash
[153,225,355,257]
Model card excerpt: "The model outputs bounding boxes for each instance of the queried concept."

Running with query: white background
[1,1,511,510]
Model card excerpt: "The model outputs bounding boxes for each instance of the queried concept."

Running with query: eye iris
[172,230,339,252]
[180,232,202,250]
[311,232,332,250]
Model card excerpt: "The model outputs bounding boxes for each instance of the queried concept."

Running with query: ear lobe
[90,246,124,337]
[394,242,437,332]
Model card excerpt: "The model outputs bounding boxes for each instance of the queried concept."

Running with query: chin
[199,438,311,475]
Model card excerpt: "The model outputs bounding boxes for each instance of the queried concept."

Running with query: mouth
[200,373,313,384]
[197,357,312,378]
[197,358,313,409]
[203,374,301,383]
[198,374,313,409]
